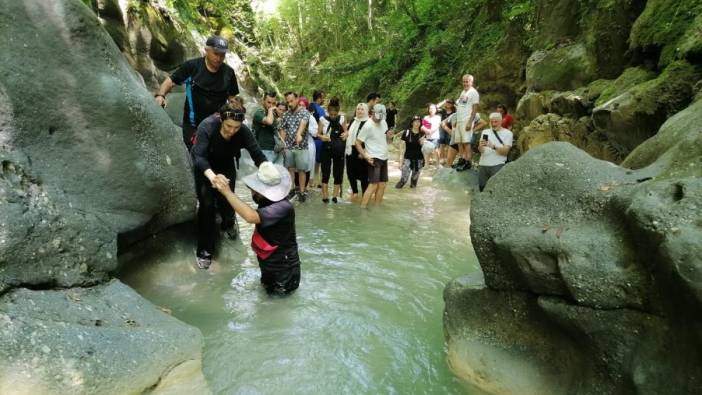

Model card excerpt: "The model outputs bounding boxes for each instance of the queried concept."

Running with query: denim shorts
[284,149,309,171]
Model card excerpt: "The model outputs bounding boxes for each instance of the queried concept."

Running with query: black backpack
[324,116,346,156]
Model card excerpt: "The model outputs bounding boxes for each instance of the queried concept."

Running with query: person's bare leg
[333,184,341,199]
[447,146,457,167]
[314,163,321,186]
[360,183,377,208]
[375,182,386,204]
[288,169,296,193]
[462,143,471,162]
[322,183,329,200]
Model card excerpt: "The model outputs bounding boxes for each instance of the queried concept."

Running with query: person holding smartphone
[477,112,513,192]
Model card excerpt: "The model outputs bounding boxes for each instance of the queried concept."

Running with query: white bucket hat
[242,162,291,202]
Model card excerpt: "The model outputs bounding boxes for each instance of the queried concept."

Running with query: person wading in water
[191,105,267,269]
[213,162,301,296]
[317,98,347,203]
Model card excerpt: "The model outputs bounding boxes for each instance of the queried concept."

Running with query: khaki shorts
[284,149,309,171]
[451,121,471,145]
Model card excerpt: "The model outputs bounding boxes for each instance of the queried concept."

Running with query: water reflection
[119,165,482,394]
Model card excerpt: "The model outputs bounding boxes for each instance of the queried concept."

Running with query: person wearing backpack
[477,112,513,192]
[154,36,239,150]
[317,98,347,203]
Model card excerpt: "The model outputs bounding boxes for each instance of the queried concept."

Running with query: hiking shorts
[285,149,309,171]
[451,121,470,145]
[367,158,388,183]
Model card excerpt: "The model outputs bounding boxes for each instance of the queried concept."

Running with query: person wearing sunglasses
[191,104,268,269]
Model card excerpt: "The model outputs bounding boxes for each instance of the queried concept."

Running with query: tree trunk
[368,0,373,31]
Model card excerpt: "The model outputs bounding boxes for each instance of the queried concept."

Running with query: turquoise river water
[119,162,483,394]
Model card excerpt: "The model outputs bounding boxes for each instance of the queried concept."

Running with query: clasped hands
[211,174,232,194]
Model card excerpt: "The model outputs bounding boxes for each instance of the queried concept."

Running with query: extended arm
[154,77,175,107]
[212,179,261,224]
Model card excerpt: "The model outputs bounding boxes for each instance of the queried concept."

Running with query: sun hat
[205,36,228,53]
[242,162,291,202]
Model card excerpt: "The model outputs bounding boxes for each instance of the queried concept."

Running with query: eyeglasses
[222,111,245,122]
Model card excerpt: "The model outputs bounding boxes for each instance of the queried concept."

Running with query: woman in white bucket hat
[213,161,301,296]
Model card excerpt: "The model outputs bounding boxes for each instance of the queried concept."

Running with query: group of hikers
[152,36,514,297]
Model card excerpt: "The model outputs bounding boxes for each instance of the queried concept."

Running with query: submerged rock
[446,98,702,393]
[0,280,209,394]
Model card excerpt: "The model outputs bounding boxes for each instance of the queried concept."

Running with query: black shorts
[438,128,451,145]
[367,158,388,183]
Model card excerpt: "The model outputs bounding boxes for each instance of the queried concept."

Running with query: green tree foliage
[167,0,258,45]
[255,0,536,119]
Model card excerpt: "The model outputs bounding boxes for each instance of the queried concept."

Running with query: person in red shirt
[497,104,513,130]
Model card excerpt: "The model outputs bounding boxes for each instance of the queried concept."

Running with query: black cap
[205,36,228,53]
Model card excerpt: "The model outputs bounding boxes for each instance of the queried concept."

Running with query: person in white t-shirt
[478,112,513,191]
[453,74,480,171]
[420,103,442,165]
[355,103,389,208]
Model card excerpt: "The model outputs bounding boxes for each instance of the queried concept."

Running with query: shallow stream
[119,163,482,394]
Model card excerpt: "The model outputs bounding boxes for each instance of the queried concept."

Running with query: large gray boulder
[0,280,209,394]
[0,1,205,390]
[0,0,195,292]
[526,44,596,92]
[445,98,702,393]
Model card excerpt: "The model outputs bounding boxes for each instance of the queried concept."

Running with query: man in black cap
[154,36,240,149]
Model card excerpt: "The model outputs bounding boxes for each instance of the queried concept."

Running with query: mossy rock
[516,91,555,123]
[594,67,658,107]
[580,0,646,79]
[623,97,702,177]
[526,43,596,91]
[517,113,593,157]
[532,0,581,48]
[548,91,591,118]
[630,0,702,67]
[592,61,702,152]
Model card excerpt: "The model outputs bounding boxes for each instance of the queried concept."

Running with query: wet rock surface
[445,98,702,393]
[0,280,209,394]
[0,0,203,391]
[0,0,195,291]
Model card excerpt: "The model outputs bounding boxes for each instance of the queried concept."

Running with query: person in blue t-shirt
[309,90,327,187]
